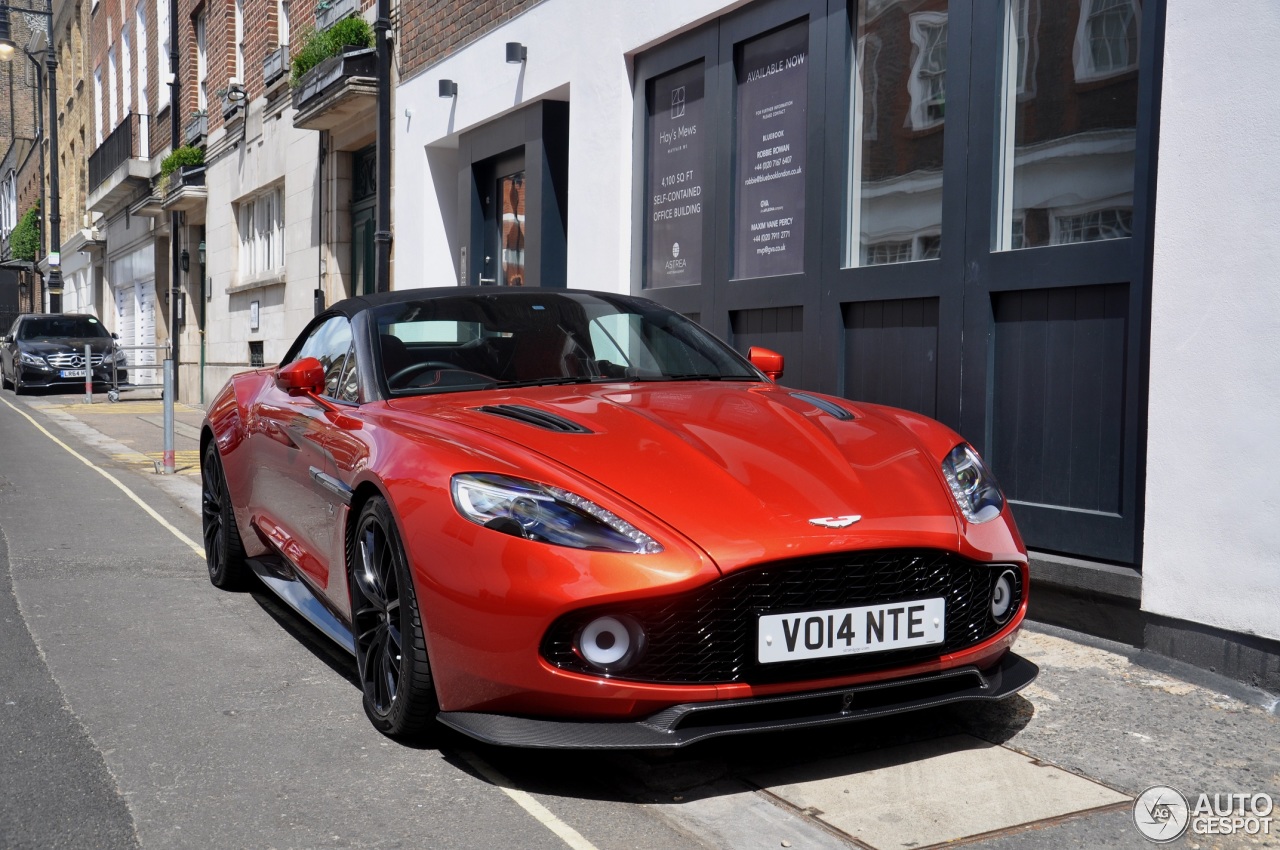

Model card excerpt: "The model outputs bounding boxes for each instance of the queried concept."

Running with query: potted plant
[161,145,206,193]
[290,16,375,91]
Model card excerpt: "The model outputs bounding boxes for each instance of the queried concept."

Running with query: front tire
[201,442,251,590]
[13,367,27,395]
[350,497,438,739]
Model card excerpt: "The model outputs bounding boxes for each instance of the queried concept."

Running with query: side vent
[790,392,855,421]
[474,404,594,434]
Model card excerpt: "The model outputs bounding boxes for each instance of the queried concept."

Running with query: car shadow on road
[249,587,362,690]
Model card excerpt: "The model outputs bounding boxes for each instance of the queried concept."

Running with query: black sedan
[1,314,127,394]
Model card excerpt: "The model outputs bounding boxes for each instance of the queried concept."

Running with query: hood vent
[474,404,593,434]
[790,392,854,421]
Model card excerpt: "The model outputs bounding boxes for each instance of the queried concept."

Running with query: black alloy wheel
[201,442,250,590]
[350,497,438,739]
[12,366,27,395]
[1,365,10,390]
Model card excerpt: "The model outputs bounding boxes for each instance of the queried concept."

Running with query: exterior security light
[505,42,526,64]
[438,79,457,98]
[0,7,15,62]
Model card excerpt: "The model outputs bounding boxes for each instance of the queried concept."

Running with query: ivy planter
[291,46,377,131]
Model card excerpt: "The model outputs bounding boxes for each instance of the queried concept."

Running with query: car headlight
[451,473,663,554]
[18,352,46,367]
[941,444,1005,524]
[108,349,128,364]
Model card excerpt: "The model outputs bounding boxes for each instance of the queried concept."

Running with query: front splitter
[437,651,1038,749]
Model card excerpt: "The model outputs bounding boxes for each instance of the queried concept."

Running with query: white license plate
[758,597,946,664]
[60,369,89,378]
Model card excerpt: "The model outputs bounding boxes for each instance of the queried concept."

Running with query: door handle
[478,277,497,285]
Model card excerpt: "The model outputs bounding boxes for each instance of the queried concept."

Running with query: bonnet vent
[789,392,854,421]
[474,405,594,434]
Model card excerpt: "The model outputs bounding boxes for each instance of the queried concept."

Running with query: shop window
[846,1,947,268]
[994,0,1141,250]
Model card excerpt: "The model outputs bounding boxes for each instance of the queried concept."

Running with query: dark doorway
[458,100,569,289]
[352,145,377,296]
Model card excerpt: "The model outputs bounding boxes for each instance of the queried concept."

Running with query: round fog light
[577,615,645,672]
[991,570,1018,623]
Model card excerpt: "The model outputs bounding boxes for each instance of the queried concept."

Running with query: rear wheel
[350,497,438,739]
[1,366,11,390]
[201,442,251,590]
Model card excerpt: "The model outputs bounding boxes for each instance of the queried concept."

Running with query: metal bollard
[84,344,93,403]
[162,359,176,475]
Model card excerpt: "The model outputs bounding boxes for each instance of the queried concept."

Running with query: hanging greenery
[290,17,375,87]
[10,205,40,262]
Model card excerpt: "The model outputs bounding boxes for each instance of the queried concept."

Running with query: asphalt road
[1,387,1276,850]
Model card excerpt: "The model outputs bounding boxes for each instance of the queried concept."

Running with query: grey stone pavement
[8,387,1280,849]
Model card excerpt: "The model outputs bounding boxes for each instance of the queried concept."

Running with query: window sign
[733,20,808,280]
[645,62,706,288]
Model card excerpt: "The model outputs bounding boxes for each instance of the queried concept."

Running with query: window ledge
[228,269,286,294]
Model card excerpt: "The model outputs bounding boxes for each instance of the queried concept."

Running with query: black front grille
[542,550,1022,685]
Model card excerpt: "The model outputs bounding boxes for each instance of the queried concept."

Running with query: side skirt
[247,557,356,655]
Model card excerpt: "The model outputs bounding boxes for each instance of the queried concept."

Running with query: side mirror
[3,334,13,344]
[111,332,119,340]
[748,346,784,382]
[275,357,325,397]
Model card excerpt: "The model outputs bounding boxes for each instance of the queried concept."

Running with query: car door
[249,315,352,592]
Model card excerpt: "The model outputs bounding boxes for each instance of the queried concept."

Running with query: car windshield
[18,316,111,340]
[373,291,760,394]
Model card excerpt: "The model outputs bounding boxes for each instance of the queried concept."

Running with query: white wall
[394,0,744,294]
[1143,0,1280,641]
[202,102,320,400]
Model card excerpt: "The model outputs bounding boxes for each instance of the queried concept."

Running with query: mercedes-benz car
[1,313,128,394]
[201,287,1035,749]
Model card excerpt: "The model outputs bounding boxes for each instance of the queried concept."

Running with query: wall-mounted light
[198,240,206,267]
[0,7,16,62]
[438,79,457,98]
[181,247,190,272]
[505,42,527,64]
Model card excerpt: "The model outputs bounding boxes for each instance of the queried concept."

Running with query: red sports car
[201,287,1035,748]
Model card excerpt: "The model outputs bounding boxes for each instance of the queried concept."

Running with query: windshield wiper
[632,373,758,382]
[491,376,603,389]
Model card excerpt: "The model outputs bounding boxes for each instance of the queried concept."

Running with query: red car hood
[388,383,962,572]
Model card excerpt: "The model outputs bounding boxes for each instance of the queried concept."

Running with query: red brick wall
[398,0,543,82]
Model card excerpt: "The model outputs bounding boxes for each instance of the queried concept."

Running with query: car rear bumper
[436,650,1037,749]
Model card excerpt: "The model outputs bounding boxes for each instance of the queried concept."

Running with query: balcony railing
[88,112,151,192]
